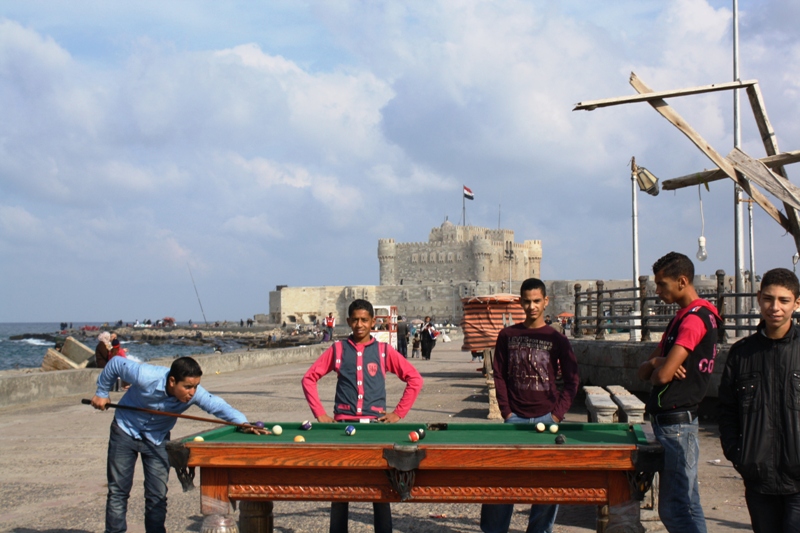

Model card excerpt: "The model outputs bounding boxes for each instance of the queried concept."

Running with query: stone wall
[571,339,728,398]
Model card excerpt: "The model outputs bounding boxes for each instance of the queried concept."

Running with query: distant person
[109,338,127,359]
[718,268,800,533]
[90,356,267,533]
[420,316,437,360]
[324,312,336,341]
[411,333,421,359]
[396,316,409,358]
[302,299,423,533]
[544,314,552,325]
[637,252,720,533]
[481,278,580,533]
[95,332,112,369]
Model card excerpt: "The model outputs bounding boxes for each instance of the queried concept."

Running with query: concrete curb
[0,344,327,409]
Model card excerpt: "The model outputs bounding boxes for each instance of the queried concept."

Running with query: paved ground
[0,341,752,533]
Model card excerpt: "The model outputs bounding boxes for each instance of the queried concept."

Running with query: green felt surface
[184,422,648,446]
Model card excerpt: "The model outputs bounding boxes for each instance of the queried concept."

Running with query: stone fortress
[269,221,542,325]
[268,220,729,327]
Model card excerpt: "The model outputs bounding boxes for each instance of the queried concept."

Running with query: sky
[2,0,800,323]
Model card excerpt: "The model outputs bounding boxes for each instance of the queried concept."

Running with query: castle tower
[472,236,494,282]
[378,238,396,286]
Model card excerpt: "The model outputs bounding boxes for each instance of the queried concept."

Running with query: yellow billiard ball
[293,435,305,442]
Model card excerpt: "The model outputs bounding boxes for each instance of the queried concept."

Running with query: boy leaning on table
[302,298,423,533]
[481,277,580,533]
[90,356,267,533]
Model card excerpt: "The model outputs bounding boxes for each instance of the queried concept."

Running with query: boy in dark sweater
[718,268,800,533]
[302,299,423,533]
[480,278,580,533]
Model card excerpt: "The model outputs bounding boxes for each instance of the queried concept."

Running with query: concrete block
[607,385,646,424]
[584,386,618,423]
[61,337,94,366]
[41,349,81,372]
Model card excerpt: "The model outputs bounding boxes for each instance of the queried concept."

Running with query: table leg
[239,501,274,533]
[201,514,239,533]
[596,504,609,533]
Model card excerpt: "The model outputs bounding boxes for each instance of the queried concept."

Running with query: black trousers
[745,486,800,533]
[421,340,434,360]
[330,502,392,533]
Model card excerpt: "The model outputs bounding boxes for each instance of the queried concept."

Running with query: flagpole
[462,190,466,226]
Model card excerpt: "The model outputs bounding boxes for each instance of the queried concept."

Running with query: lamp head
[635,166,660,196]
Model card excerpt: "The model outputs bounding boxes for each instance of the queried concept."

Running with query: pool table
[167,421,662,532]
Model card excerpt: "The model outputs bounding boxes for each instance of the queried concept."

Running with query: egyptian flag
[463,185,474,200]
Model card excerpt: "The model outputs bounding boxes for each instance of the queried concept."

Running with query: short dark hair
[520,278,547,297]
[168,357,203,382]
[348,299,374,318]
[652,252,694,282]
[760,268,800,298]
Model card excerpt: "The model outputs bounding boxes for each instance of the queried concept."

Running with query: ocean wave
[15,338,53,347]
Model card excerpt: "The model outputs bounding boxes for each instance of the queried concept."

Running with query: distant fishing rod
[187,263,208,325]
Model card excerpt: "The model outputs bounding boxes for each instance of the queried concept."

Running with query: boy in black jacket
[718,268,800,533]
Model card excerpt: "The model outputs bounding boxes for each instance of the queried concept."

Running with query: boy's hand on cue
[91,395,110,411]
[241,426,271,435]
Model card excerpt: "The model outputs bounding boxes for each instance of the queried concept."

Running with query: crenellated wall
[381,222,542,286]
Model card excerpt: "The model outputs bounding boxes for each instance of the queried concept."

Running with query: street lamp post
[631,157,660,341]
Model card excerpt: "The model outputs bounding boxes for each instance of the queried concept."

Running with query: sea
[0,323,217,372]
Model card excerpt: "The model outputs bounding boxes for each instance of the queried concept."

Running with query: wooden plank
[573,76,757,111]
[628,73,791,232]
[663,150,800,191]
[727,148,800,209]
[746,84,800,253]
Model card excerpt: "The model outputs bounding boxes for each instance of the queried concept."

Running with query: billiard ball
[300,420,313,431]
[549,424,559,434]
[555,434,566,445]
[254,421,265,429]
[536,422,546,432]
[294,435,305,442]
[409,431,420,442]
[417,428,426,440]
[345,425,356,436]
[272,425,283,435]
[193,436,204,442]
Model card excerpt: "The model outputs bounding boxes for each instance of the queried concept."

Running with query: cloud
[222,214,282,240]
[2,1,800,321]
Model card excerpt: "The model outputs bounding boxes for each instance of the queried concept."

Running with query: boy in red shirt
[302,299,423,533]
[638,251,720,533]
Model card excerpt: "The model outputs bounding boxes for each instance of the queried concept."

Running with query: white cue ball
[549,424,559,433]
[193,436,204,442]
[536,422,546,432]
[272,425,283,435]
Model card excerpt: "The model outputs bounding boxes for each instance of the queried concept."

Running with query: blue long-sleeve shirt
[95,357,247,445]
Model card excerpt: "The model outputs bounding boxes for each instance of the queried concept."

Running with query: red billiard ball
[409,431,420,442]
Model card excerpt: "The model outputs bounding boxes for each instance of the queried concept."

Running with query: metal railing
[572,270,768,343]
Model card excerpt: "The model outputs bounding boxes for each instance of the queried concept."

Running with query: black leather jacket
[718,321,800,494]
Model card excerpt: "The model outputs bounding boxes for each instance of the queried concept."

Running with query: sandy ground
[0,341,752,533]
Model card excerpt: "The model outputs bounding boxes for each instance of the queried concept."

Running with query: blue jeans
[653,416,706,533]
[106,421,170,533]
[480,413,559,533]
[330,502,392,533]
[745,487,800,533]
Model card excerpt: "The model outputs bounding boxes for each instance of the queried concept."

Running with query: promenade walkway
[0,340,751,532]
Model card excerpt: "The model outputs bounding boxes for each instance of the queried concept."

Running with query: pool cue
[80,399,268,432]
